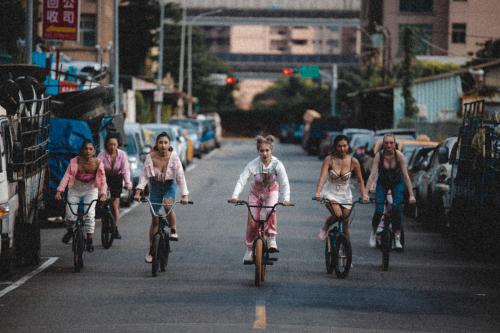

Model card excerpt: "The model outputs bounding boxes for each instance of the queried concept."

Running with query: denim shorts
[149,179,176,214]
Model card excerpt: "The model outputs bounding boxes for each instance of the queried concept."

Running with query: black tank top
[378,150,403,189]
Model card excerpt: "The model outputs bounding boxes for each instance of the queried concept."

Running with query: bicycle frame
[141,197,194,229]
[64,199,99,226]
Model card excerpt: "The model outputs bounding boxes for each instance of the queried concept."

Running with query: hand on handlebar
[98,193,107,202]
[362,193,369,204]
[180,195,189,205]
[408,195,416,204]
[228,197,238,204]
[55,191,62,201]
[133,189,142,202]
[282,200,293,206]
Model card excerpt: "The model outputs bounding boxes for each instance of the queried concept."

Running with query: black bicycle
[374,193,405,271]
[64,199,99,273]
[313,197,364,279]
[98,199,115,249]
[229,200,294,287]
[142,197,193,277]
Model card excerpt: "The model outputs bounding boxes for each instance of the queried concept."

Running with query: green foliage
[399,27,418,119]
[252,76,330,122]
[0,0,25,62]
[120,1,235,111]
[135,91,152,123]
[468,38,500,66]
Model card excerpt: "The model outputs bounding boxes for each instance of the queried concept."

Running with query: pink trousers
[245,187,279,249]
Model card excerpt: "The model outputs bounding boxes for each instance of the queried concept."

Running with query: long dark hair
[79,140,95,156]
[331,134,352,156]
[104,133,120,146]
[154,131,173,152]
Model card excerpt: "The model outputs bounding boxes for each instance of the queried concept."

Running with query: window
[291,39,307,46]
[452,23,466,43]
[399,24,433,55]
[327,39,339,48]
[328,26,340,32]
[400,0,433,13]
[80,15,96,47]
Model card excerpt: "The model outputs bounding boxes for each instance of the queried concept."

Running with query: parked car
[279,122,304,143]
[374,128,417,140]
[303,117,341,155]
[120,132,144,206]
[203,113,222,148]
[342,128,374,142]
[373,139,437,157]
[169,124,190,167]
[196,116,216,153]
[318,131,342,159]
[169,117,203,158]
[350,133,375,154]
[405,146,436,218]
[414,136,458,228]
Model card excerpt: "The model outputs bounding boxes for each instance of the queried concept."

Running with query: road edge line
[0,257,59,298]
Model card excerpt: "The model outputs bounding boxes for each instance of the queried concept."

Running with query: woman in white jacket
[229,135,291,263]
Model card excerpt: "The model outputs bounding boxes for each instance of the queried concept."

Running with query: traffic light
[281,68,295,76]
[225,76,238,85]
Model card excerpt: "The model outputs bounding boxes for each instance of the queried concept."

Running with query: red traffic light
[281,68,295,76]
[225,76,237,85]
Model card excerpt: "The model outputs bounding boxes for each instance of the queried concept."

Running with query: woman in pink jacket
[97,134,132,239]
[55,140,107,252]
[133,132,189,263]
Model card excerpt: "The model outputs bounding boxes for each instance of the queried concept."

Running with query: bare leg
[112,197,120,225]
[167,209,176,233]
[340,206,352,239]
[149,216,159,246]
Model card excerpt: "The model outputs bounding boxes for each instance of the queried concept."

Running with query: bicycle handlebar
[228,200,294,224]
[63,199,99,217]
[141,197,193,218]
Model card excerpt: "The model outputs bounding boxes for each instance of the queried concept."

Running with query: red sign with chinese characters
[42,0,79,41]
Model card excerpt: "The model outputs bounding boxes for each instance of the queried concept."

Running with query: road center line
[0,257,58,298]
[253,299,267,329]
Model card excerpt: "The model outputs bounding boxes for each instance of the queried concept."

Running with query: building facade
[38,0,114,65]
[448,0,500,57]
[382,0,449,60]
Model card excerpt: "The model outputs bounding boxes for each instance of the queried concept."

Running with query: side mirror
[437,146,449,164]
[141,145,151,155]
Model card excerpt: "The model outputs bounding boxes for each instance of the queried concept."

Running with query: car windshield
[126,134,138,155]
[351,134,374,148]
[142,126,175,147]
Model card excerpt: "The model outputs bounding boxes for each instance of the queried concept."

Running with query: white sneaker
[394,235,403,250]
[369,231,376,248]
[243,249,253,263]
[268,236,278,252]
[169,232,178,241]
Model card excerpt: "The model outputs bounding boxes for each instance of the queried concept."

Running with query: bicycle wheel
[254,239,264,287]
[73,227,85,273]
[381,229,391,271]
[334,235,352,279]
[324,235,334,274]
[101,209,115,249]
[159,232,169,272]
[151,234,160,277]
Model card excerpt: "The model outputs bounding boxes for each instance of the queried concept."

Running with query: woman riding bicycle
[366,133,416,249]
[97,134,132,239]
[133,132,189,263]
[228,135,291,263]
[55,140,107,252]
[314,135,368,241]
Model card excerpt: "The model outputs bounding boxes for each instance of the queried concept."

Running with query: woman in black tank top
[366,134,416,249]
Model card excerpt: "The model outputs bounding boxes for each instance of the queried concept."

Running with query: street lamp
[187,9,223,117]
[155,0,167,123]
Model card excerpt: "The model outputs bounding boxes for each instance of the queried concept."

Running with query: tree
[399,27,418,119]
[120,1,235,111]
[0,0,25,62]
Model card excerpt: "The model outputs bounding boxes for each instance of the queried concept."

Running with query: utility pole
[113,0,120,115]
[177,6,187,117]
[25,0,33,64]
[330,64,337,116]
[155,1,166,123]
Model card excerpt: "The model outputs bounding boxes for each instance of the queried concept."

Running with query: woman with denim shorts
[134,132,189,263]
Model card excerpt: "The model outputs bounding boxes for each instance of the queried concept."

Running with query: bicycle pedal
[243,260,254,265]
[169,237,178,241]
[264,261,274,265]
[267,257,278,261]
[268,248,279,253]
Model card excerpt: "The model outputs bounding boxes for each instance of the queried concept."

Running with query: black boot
[62,228,73,244]
[113,226,122,239]
[86,237,94,252]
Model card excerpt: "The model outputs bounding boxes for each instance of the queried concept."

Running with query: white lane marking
[0,257,58,298]
[120,201,139,218]
[204,149,218,160]
[186,163,198,172]
[253,299,266,329]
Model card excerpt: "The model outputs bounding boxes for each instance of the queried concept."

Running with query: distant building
[37,0,113,69]
[448,0,500,57]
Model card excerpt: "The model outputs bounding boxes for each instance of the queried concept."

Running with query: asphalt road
[1,139,499,332]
